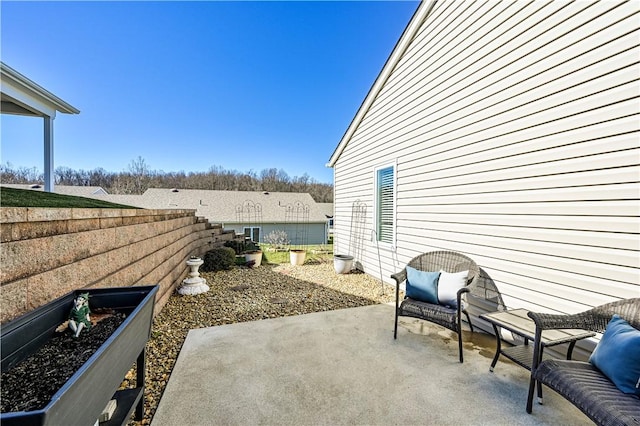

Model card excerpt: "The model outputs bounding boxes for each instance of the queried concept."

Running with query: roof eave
[327,0,435,168]
[0,62,80,115]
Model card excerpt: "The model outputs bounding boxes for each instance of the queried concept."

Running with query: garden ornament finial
[69,293,91,338]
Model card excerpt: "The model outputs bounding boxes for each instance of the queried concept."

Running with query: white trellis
[350,200,368,271]
[235,200,263,242]
[284,202,309,249]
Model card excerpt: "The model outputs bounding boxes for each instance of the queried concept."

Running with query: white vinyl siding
[331,0,639,324]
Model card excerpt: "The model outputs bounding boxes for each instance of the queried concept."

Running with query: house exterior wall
[332,0,639,322]
[226,222,329,245]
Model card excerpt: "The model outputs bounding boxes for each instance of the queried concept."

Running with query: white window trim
[373,160,397,250]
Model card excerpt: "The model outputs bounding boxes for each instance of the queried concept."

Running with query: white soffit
[0,62,80,118]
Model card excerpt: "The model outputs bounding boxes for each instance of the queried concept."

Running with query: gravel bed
[130,261,398,425]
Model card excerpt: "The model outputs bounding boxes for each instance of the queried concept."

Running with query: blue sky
[1,1,419,184]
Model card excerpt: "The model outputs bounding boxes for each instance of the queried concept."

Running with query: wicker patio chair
[468,266,507,314]
[526,298,640,426]
[392,251,480,363]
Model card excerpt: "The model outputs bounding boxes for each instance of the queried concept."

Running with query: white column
[44,115,55,192]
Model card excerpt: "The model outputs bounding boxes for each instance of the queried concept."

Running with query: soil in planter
[1,311,127,414]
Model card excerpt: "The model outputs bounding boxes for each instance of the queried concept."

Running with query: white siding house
[328,0,639,324]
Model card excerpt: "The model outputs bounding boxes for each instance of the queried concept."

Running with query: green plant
[244,241,260,253]
[223,240,244,255]
[202,247,236,272]
[224,239,259,255]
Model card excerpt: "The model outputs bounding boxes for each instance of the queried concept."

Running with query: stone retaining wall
[0,207,235,323]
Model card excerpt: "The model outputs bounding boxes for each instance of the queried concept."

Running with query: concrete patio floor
[151,303,589,425]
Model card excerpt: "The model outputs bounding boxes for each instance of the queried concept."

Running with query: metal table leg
[489,323,501,372]
[536,346,544,405]
[566,341,577,360]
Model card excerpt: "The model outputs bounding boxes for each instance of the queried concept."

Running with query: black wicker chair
[392,251,480,363]
[527,298,640,426]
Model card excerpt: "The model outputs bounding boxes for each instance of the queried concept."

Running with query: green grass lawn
[261,243,333,264]
[0,187,137,209]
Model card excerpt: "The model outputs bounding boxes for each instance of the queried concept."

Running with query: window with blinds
[375,165,395,244]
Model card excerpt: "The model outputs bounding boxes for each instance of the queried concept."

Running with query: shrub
[224,239,260,254]
[202,247,236,272]
[223,240,245,255]
[264,230,290,249]
[244,241,260,252]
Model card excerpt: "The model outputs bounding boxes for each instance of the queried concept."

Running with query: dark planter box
[1,285,158,426]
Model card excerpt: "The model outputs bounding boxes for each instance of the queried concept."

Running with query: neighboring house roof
[89,193,146,207]
[317,203,334,218]
[94,188,328,224]
[56,186,108,196]
[2,184,329,224]
[327,1,429,167]
[2,184,108,196]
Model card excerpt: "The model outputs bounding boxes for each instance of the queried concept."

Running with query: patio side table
[479,309,595,372]
[479,309,595,405]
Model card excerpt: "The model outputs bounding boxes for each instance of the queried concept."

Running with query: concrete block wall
[0,208,235,323]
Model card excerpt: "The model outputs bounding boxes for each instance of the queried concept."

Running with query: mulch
[1,312,126,413]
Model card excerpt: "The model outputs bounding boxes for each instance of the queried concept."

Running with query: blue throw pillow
[589,314,640,396]
[405,266,439,304]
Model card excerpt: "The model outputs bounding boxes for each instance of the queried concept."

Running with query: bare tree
[128,156,151,194]
[1,163,42,184]
[0,158,334,202]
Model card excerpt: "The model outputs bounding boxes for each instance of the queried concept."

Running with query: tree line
[0,157,334,203]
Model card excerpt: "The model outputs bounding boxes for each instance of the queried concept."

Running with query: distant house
[316,203,334,236]
[94,189,330,245]
[328,0,639,324]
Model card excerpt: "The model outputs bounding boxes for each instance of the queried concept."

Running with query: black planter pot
[1,285,158,426]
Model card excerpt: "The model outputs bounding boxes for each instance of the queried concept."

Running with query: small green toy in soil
[68,293,91,338]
